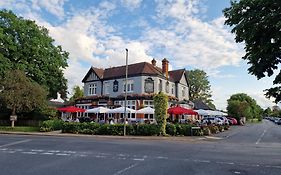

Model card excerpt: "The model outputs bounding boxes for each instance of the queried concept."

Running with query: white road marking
[22,152,37,155]
[256,129,267,144]
[133,158,144,161]
[0,139,31,148]
[3,151,15,153]
[56,153,70,156]
[216,161,235,165]
[156,156,168,159]
[31,149,44,152]
[193,160,210,163]
[95,155,106,158]
[41,152,54,155]
[113,163,138,175]
[234,171,241,174]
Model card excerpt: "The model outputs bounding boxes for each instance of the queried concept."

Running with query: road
[0,120,280,175]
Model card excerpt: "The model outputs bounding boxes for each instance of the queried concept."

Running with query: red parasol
[58,106,86,113]
[168,106,198,115]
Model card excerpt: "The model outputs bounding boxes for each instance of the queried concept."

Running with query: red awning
[168,106,198,115]
[58,106,86,113]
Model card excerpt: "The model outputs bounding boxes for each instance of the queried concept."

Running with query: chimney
[151,58,156,66]
[162,58,169,78]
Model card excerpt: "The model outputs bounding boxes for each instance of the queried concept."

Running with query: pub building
[75,58,192,123]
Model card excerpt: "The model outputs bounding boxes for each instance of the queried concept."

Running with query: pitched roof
[192,99,213,110]
[103,62,163,79]
[168,69,185,82]
[83,61,187,83]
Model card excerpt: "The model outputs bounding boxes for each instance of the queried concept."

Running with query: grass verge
[0,126,40,132]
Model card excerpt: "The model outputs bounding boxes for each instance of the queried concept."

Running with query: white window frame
[182,86,186,97]
[89,83,97,95]
[123,80,134,93]
[104,82,109,95]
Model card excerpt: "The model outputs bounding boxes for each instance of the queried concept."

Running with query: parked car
[274,118,281,125]
[227,117,238,125]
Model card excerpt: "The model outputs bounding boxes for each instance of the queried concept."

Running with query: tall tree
[153,92,168,136]
[69,86,84,102]
[224,0,281,103]
[186,69,215,109]
[0,10,69,99]
[227,93,262,122]
[0,70,47,125]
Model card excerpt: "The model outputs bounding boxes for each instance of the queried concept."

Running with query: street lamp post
[124,48,128,136]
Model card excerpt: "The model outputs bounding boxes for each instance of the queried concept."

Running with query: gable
[179,71,189,86]
[87,72,99,81]
[82,67,103,83]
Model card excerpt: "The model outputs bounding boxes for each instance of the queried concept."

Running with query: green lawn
[0,126,40,132]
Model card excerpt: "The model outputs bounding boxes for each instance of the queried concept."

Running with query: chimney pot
[151,58,156,66]
[162,58,169,78]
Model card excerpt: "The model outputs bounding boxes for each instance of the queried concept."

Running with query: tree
[0,70,48,126]
[153,92,168,136]
[69,86,84,102]
[227,93,262,122]
[224,0,281,103]
[0,10,69,99]
[186,69,215,109]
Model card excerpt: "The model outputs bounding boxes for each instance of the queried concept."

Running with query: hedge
[41,120,229,136]
[40,119,64,132]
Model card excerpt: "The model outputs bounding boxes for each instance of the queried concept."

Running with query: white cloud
[121,0,143,9]
[31,0,67,19]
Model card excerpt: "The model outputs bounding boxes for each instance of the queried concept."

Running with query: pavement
[0,129,212,142]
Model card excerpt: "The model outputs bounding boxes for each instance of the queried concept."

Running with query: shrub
[208,125,219,134]
[134,124,160,136]
[202,127,211,136]
[224,125,230,130]
[40,119,64,132]
[175,124,192,136]
[62,122,80,133]
[218,125,224,132]
[166,124,176,136]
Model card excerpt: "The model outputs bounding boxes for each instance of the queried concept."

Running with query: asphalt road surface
[0,120,280,175]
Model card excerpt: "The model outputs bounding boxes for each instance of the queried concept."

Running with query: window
[144,100,154,108]
[159,79,162,92]
[182,87,186,97]
[104,82,109,94]
[113,80,118,92]
[89,83,97,95]
[171,84,175,94]
[123,80,134,92]
[165,81,169,93]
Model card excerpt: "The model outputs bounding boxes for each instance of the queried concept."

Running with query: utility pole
[124,48,128,136]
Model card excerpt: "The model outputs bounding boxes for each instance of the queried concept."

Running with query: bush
[208,125,219,134]
[175,124,192,136]
[166,124,176,136]
[218,125,224,132]
[40,119,64,132]
[202,127,211,136]
[224,125,230,130]
[62,122,80,133]
[134,124,160,136]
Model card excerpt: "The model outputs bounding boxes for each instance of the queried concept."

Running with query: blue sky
[0,0,276,110]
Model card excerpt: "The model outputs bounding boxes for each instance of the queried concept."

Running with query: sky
[0,0,277,110]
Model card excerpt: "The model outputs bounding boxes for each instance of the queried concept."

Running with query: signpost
[10,115,17,128]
